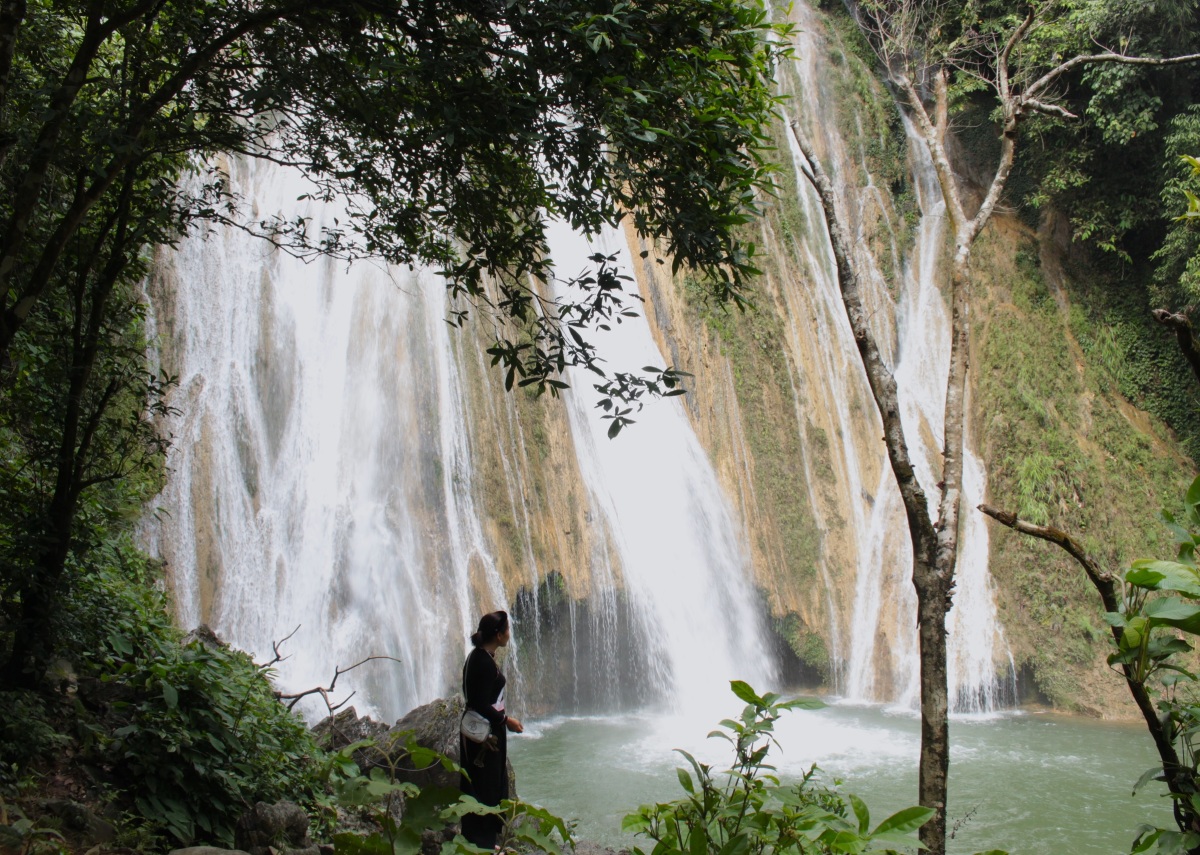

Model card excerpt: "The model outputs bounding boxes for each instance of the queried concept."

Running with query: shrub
[623,681,938,855]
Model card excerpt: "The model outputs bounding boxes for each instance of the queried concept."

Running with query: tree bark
[0,174,131,685]
[789,118,950,853]
[1153,309,1200,389]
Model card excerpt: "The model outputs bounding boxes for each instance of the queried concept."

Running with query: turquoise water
[508,701,1172,854]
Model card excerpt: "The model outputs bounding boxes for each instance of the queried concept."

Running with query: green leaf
[779,696,826,711]
[871,805,935,836]
[1186,475,1200,508]
[622,813,652,834]
[161,680,178,709]
[729,680,762,706]
[717,832,750,855]
[849,793,869,834]
[1144,597,1200,633]
[1133,765,1166,794]
[676,767,694,794]
[1127,561,1200,597]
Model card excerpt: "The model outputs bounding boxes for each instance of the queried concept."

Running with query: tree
[979,494,1200,851]
[0,0,793,683]
[789,2,1200,851]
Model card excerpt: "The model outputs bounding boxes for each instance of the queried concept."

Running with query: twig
[276,654,403,715]
[265,625,301,667]
[978,504,1117,612]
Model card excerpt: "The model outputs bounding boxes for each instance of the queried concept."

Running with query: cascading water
[543,219,775,713]
[143,155,774,721]
[884,116,1012,711]
[142,156,507,721]
[776,2,1012,711]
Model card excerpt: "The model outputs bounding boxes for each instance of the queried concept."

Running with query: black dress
[459,646,508,849]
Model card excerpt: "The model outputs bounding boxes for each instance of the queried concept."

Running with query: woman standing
[460,610,524,850]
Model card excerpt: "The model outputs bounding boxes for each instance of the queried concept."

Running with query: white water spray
[544,220,776,714]
[142,157,504,721]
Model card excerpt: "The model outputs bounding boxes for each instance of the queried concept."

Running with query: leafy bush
[327,737,574,855]
[41,558,325,847]
[103,635,323,846]
[622,681,944,855]
[0,690,68,781]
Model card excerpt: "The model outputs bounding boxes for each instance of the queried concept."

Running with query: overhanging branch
[1153,309,1200,389]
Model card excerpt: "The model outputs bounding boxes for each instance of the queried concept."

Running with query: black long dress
[459,646,508,849]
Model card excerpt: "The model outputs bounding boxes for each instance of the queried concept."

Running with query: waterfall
[142,156,773,721]
[544,219,775,713]
[142,156,506,721]
[777,2,1012,711]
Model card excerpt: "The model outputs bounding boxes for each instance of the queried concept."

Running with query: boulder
[372,696,465,790]
[183,624,229,651]
[234,800,311,855]
[40,799,116,845]
[315,696,516,796]
[312,706,390,754]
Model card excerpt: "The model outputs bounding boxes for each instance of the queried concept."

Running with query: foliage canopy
[0,0,793,681]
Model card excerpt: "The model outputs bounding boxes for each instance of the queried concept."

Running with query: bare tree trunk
[915,566,950,852]
[789,118,952,854]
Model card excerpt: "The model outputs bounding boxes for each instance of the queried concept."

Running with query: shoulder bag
[461,651,495,743]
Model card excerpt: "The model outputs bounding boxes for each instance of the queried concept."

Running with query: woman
[460,610,524,850]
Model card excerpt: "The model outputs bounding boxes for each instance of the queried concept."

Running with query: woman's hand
[505,716,524,733]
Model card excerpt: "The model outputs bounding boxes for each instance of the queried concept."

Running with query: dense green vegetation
[0,559,327,849]
[974,232,1191,709]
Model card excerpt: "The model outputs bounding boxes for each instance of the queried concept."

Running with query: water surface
[509,701,1170,855]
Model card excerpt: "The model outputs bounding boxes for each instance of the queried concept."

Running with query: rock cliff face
[144,2,1193,721]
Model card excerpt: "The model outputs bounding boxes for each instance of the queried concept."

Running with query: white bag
[461,709,492,743]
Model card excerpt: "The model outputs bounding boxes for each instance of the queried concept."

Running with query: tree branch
[978,504,1117,611]
[978,502,1192,833]
[1025,51,1200,104]
[1020,99,1078,121]
[1152,309,1200,389]
[276,654,402,715]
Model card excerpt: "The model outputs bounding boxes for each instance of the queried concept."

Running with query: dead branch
[276,654,403,715]
[1153,308,1200,389]
[264,624,301,668]
[978,504,1117,611]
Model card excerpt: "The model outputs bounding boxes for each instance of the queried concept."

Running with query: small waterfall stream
[544,219,775,713]
[778,3,1011,710]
